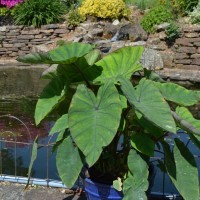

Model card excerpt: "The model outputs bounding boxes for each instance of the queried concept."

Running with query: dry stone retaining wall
[0,24,70,57]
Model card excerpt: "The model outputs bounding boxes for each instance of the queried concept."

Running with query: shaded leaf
[56,137,83,188]
[144,68,165,83]
[35,77,66,125]
[25,137,38,189]
[123,149,148,200]
[49,114,68,135]
[120,77,176,133]
[131,133,155,156]
[163,139,199,200]
[17,52,53,64]
[68,82,122,166]
[95,46,144,84]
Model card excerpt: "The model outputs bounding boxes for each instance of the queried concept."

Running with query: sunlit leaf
[68,82,122,166]
[155,82,200,106]
[49,114,68,135]
[94,46,144,84]
[120,77,176,133]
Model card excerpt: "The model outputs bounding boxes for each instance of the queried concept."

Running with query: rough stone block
[0,48,6,52]
[185,32,199,38]
[175,53,189,59]
[21,30,40,35]
[6,32,20,36]
[35,34,43,39]
[9,52,18,57]
[191,54,200,58]
[17,35,35,40]
[175,38,193,46]
[42,24,60,29]
[194,42,200,47]
[7,25,23,30]
[54,29,68,34]
[191,58,200,65]
[176,46,196,54]
[31,38,49,42]
[13,43,26,48]
[175,59,191,64]
[176,64,200,70]
[3,43,13,48]
[40,29,54,34]
[11,39,29,44]
[0,26,6,32]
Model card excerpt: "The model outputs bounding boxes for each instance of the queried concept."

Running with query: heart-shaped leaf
[49,42,94,64]
[56,137,83,188]
[94,46,144,84]
[163,139,199,200]
[123,149,149,200]
[68,82,122,166]
[120,77,176,133]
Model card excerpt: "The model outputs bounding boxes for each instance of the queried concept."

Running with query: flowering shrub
[0,0,23,8]
[78,0,128,19]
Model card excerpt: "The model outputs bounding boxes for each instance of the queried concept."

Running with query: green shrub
[189,2,200,24]
[0,6,10,16]
[165,22,180,44]
[125,0,160,10]
[67,8,85,27]
[12,0,66,28]
[141,5,173,33]
[78,0,128,19]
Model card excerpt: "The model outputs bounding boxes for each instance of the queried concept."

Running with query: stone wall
[0,24,70,58]
[146,24,200,70]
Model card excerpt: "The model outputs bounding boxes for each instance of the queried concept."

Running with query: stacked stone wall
[0,24,70,58]
[173,25,200,70]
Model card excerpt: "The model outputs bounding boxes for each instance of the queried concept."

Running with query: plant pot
[84,178,123,200]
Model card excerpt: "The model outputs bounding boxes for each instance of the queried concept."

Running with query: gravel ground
[0,182,87,200]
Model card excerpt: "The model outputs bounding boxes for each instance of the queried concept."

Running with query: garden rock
[117,23,148,41]
[155,23,170,32]
[140,48,164,70]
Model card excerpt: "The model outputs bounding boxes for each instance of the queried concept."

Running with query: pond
[0,62,200,199]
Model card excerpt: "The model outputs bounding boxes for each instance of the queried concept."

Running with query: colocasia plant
[17,42,200,200]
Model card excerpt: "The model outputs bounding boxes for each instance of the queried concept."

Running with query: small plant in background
[78,0,129,19]
[12,0,66,28]
[189,1,200,24]
[67,8,85,27]
[0,6,9,15]
[125,0,160,10]
[165,22,181,45]
[141,5,173,33]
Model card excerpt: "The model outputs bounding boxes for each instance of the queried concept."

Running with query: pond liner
[0,174,67,188]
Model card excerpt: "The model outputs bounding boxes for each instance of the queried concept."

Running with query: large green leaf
[131,133,155,156]
[123,149,149,200]
[176,106,200,148]
[94,46,144,84]
[35,77,66,125]
[155,82,200,106]
[163,139,199,200]
[17,52,53,64]
[136,111,164,138]
[49,42,94,64]
[120,77,176,133]
[49,114,68,135]
[68,82,122,166]
[56,137,83,188]
[17,42,94,65]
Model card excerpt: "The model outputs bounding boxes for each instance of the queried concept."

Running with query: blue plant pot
[84,178,123,200]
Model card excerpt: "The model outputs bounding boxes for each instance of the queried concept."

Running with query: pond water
[0,97,199,199]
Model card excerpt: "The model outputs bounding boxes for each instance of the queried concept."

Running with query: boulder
[140,48,164,70]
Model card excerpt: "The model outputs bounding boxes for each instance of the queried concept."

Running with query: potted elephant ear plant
[17,42,200,200]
